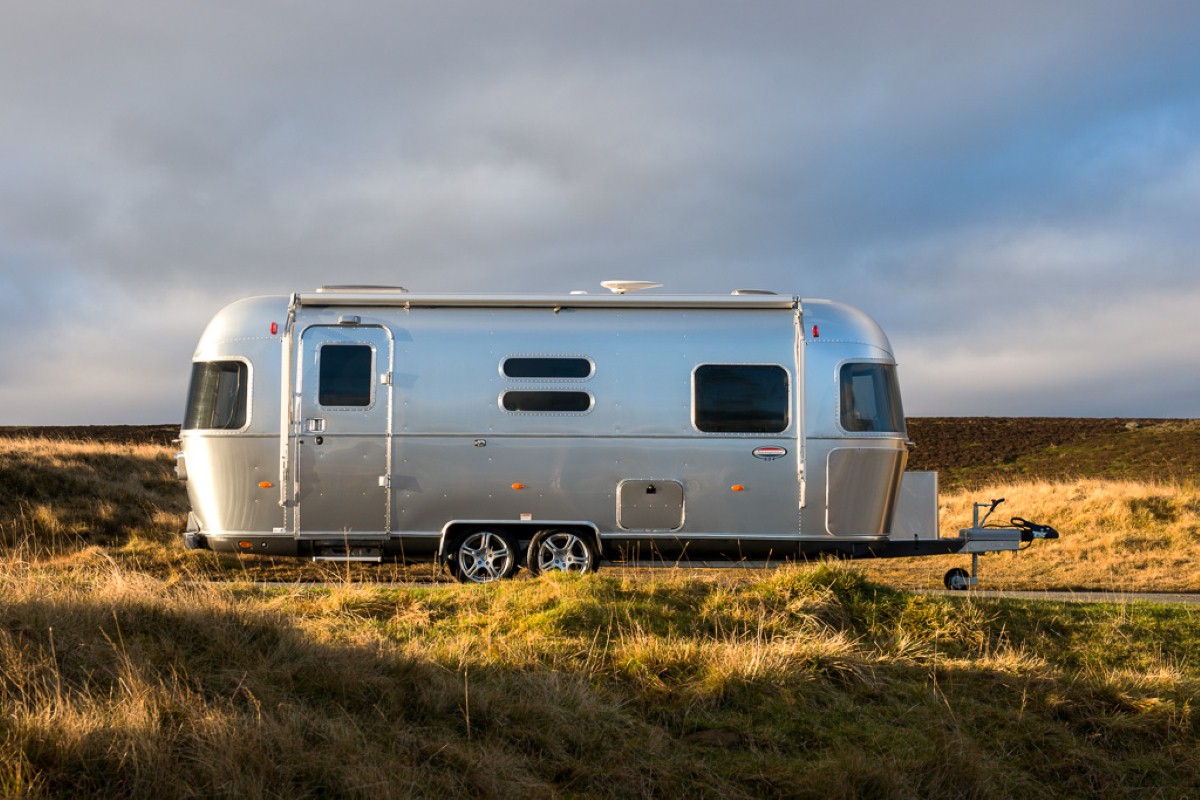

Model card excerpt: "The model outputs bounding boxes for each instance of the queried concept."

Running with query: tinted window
[840,363,905,433]
[694,365,789,433]
[503,357,592,379]
[183,361,248,430]
[502,391,592,413]
[319,345,373,406]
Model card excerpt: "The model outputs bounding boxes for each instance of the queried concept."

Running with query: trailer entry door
[296,325,393,536]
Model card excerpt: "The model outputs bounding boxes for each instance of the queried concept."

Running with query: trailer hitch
[944,499,1062,590]
[1011,516,1059,542]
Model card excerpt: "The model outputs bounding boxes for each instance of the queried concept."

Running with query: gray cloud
[1,1,1198,422]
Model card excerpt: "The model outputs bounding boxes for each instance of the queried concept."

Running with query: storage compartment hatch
[617,480,685,531]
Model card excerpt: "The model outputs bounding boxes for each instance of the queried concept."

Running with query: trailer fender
[437,520,602,567]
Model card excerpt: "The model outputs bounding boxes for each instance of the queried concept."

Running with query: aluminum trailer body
[178,285,1015,580]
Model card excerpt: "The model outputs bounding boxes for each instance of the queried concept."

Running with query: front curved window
[184,361,248,430]
[840,363,904,433]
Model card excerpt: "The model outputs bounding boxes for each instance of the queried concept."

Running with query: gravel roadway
[917,589,1200,605]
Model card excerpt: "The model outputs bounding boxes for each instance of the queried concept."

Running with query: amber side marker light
[511,483,526,490]
[731,485,746,492]
[238,541,252,550]
[259,481,274,489]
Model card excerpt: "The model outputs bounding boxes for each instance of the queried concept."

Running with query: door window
[319,344,374,407]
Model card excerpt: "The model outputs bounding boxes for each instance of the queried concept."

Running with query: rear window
[693,364,789,433]
[183,361,248,430]
[319,344,374,407]
[840,362,905,433]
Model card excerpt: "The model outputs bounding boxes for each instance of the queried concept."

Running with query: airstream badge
[752,446,787,461]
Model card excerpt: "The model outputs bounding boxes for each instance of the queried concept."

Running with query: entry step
[312,544,384,562]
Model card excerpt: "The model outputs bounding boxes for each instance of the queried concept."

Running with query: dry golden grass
[862,479,1200,591]
[3,432,1200,795]
[0,436,187,553]
[1,559,1198,798]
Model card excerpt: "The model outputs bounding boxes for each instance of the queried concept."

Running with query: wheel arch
[437,520,602,564]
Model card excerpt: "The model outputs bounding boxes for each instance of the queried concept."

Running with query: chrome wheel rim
[458,531,514,583]
[536,532,592,573]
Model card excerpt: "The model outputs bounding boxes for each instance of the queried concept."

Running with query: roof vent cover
[600,280,663,295]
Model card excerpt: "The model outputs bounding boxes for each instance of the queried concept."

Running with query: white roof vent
[600,280,663,295]
[731,289,777,296]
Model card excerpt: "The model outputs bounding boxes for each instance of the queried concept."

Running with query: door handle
[304,418,326,433]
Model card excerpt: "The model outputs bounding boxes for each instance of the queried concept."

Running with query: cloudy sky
[2,1,1198,424]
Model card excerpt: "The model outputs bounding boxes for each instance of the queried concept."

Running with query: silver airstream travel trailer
[177,283,1057,586]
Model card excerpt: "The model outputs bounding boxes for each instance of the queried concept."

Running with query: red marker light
[812,324,819,338]
[270,322,279,335]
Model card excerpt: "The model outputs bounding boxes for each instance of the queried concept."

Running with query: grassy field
[1,421,1199,796]
[3,559,1199,798]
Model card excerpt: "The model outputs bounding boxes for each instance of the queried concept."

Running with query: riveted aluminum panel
[179,435,283,536]
[387,436,800,539]
[825,447,905,536]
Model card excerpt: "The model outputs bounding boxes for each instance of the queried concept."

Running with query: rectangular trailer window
[502,357,593,379]
[502,391,593,413]
[840,363,905,433]
[319,344,373,407]
[693,364,789,433]
[183,361,248,430]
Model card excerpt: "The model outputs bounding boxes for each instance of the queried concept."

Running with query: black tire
[944,567,971,591]
[526,529,599,577]
[450,529,519,583]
